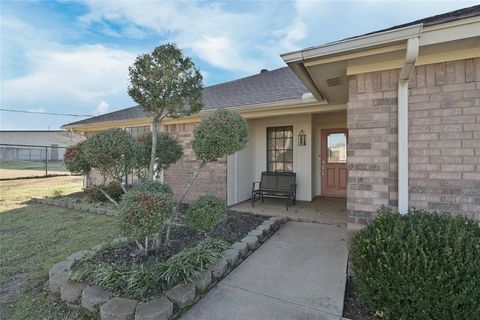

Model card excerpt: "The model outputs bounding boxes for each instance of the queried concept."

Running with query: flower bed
[48,213,287,319]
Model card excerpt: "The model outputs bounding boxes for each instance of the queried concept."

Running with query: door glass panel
[327,133,347,164]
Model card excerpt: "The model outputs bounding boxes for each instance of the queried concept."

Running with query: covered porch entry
[227,107,348,224]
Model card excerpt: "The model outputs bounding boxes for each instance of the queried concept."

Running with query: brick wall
[163,123,227,203]
[347,58,480,230]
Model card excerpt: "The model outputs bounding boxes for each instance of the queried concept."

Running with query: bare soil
[343,276,375,320]
[87,209,267,266]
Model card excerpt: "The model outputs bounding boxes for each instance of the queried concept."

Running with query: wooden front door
[321,129,348,197]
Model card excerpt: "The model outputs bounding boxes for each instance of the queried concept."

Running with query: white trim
[281,25,422,63]
[398,37,419,214]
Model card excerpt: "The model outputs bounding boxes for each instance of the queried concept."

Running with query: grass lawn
[0,176,120,319]
[0,159,69,179]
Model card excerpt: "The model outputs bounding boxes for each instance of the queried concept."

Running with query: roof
[64,67,308,128]
[282,4,480,61]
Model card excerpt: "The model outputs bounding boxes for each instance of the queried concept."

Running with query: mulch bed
[82,208,267,267]
[343,276,374,320]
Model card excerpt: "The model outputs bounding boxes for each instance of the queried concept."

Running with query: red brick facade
[347,58,480,229]
[163,123,227,203]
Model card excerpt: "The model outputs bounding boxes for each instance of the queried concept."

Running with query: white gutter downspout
[398,37,420,214]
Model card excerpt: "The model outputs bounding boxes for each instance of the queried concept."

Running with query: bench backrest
[260,171,296,192]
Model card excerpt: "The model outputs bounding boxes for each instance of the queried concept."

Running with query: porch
[232,196,347,225]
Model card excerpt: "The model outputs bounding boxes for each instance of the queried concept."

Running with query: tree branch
[96,187,119,206]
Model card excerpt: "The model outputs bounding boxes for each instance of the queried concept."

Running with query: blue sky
[1,0,477,130]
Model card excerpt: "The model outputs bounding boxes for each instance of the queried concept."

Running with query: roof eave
[281,24,423,64]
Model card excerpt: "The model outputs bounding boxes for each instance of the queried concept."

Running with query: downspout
[398,37,419,214]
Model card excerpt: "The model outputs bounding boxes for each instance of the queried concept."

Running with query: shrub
[351,208,480,320]
[84,181,124,203]
[131,180,173,196]
[192,109,248,162]
[64,141,90,175]
[159,238,229,283]
[83,128,142,184]
[137,132,183,178]
[185,195,227,231]
[119,184,173,253]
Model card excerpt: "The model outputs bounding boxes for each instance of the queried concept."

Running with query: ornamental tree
[64,141,91,176]
[119,182,173,255]
[137,131,183,180]
[128,43,204,180]
[165,109,248,243]
[83,128,142,205]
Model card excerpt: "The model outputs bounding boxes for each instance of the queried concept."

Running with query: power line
[0,108,93,117]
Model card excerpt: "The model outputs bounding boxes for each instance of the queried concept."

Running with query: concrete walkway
[182,221,348,320]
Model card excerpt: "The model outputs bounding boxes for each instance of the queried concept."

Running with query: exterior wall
[163,123,227,203]
[227,121,253,206]
[251,114,313,201]
[347,58,480,230]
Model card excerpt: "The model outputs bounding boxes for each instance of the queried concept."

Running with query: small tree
[165,109,248,243]
[128,43,204,181]
[119,183,173,255]
[137,131,183,180]
[83,128,142,205]
[64,141,91,176]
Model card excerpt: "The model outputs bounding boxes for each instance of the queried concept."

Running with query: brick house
[63,6,480,231]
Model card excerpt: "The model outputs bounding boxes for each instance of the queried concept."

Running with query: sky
[1,0,477,130]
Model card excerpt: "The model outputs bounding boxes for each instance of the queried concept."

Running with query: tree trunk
[148,117,160,181]
[97,187,119,206]
[165,160,206,244]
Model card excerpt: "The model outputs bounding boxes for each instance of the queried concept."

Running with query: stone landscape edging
[47,216,288,320]
[31,197,118,216]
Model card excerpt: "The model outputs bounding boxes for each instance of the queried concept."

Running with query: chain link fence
[0,144,70,179]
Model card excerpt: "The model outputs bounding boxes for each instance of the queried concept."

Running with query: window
[125,125,151,137]
[267,126,293,172]
[327,132,347,164]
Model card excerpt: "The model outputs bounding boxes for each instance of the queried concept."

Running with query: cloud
[2,44,136,105]
[95,101,109,115]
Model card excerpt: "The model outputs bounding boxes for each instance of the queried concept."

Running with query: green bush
[64,141,91,175]
[185,195,227,231]
[118,184,173,240]
[131,180,173,196]
[137,132,183,178]
[351,208,480,320]
[84,181,124,203]
[192,109,248,162]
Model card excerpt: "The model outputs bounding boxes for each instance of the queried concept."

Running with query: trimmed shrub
[137,132,183,178]
[131,180,173,196]
[185,195,227,231]
[351,208,480,320]
[118,184,173,241]
[64,141,90,175]
[192,109,248,162]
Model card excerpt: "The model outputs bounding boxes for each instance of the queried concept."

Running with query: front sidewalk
[182,221,348,320]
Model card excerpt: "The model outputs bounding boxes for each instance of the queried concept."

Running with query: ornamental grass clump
[185,195,227,231]
[119,183,173,255]
[351,207,480,320]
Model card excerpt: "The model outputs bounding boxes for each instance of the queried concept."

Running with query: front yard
[0,176,120,320]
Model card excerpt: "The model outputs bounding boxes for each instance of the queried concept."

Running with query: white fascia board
[281,24,422,63]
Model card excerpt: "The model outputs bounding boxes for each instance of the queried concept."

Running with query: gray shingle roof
[64,67,308,127]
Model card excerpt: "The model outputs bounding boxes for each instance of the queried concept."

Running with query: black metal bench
[251,171,296,210]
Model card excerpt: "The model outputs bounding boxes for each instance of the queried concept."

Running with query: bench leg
[286,195,290,211]
[251,193,255,208]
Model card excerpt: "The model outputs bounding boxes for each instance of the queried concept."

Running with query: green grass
[0,159,67,171]
[0,176,120,319]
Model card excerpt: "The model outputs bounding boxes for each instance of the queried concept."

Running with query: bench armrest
[252,181,260,190]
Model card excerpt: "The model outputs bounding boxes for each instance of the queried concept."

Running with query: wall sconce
[298,130,306,146]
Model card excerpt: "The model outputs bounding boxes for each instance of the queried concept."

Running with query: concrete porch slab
[182,221,348,320]
[232,197,347,225]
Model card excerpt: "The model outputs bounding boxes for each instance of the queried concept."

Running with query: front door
[321,129,348,197]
